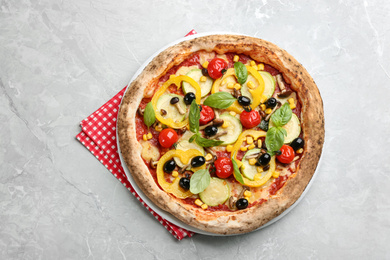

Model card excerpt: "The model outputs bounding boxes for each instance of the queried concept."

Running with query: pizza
[117,34,324,235]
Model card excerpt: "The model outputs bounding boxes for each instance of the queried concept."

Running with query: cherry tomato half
[276,145,295,164]
[199,105,215,125]
[207,58,227,79]
[240,110,261,129]
[214,157,233,179]
[158,128,178,148]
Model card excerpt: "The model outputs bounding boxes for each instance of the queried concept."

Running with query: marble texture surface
[1,0,390,259]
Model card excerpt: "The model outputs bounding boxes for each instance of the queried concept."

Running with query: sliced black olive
[179,177,190,190]
[201,68,208,76]
[170,97,179,105]
[237,96,251,107]
[267,97,277,108]
[163,160,176,173]
[258,119,269,131]
[236,198,248,210]
[290,137,304,151]
[191,156,206,167]
[256,153,271,166]
[204,126,218,136]
[184,92,196,105]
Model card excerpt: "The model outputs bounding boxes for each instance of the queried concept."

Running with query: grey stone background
[1,0,389,259]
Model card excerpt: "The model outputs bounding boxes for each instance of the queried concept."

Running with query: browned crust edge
[117,34,325,235]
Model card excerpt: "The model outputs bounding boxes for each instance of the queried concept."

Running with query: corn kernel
[195,199,203,207]
[247,81,256,89]
[297,148,304,154]
[229,111,237,116]
[288,98,295,104]
[234,83,241,90]
[169,74,176,79]
[226,145,233,152]
[244,190,252,197]
[249,158,257,165]
[172,171,179,177]
[290,103,296,109]
[257,139,262,148]
[256,167,263,173]
[265,108,273,114]
[246,136,254,144]
[250,60,256,67]
[202,61,209,68]
[147,132,153,139]
[260,95,268,103]
[227,82,235,89]
[155,126,162,132]
[241,164,246,170]
[205,153,213,161]
[258,63,264,70]
[260,104,266,111]
[201,204,208,210]
[200,76,207,82]
[233,55,239,62]
[142,134,148,141]
[222,121,230,128]
[248,144,256,150]
[273,171,280,178]
[240,146,248,152]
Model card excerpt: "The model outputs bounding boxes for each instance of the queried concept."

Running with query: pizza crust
[117,35,324,235]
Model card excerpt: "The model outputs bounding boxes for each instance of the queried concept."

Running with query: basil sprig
[188,100,224,147]
[194,136,223,147]
[265,103,292,155]
[189,100,200,133]
[271,103,292,127]
[190,167,211,194]
[265,127,286,156]
[143,102,155,127]
[232,156,245,185]
[234,62,248,85]
[203,92,236,109]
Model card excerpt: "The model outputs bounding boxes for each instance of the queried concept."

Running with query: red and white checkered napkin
[76,30,198,240]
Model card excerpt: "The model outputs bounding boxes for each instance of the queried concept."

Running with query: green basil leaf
[188,133,198,143]
[189,100,200,133]
[195,135,224,147]
[190,167,211,194]
[265,127,285,156]
[279,127,287,137]
[234,62,248,85]
[232,157,245,185]
[203,92,236,109]
[271,103,292,127]
[143,102,155,127]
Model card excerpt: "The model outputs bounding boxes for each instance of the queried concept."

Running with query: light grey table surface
[1,0,389,259]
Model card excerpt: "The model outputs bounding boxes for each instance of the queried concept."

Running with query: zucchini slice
[156,94,187,123]
[217,113,242,145]
[199,177,230,206]
[182,69,213,97]
[174,132,205,168]
[241,148,261,180]
[241,71,275,102]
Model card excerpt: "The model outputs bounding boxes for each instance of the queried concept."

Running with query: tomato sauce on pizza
[118,35,324,234]
[134,50,304,212]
